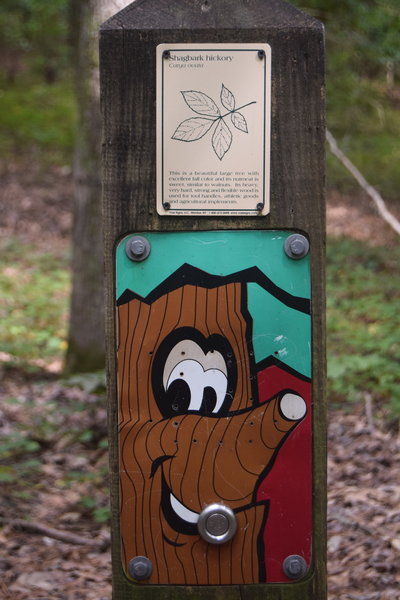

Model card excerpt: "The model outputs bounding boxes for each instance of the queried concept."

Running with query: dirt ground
[0,166,399,599]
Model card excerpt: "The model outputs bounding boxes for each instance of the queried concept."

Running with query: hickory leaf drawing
[231,111,248,133]
[172,117,214,142]
[220,84,235,111]
[172,84,256,160]
[212,119,232,160]
[182,91,220,117]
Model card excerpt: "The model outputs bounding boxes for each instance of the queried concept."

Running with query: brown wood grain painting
[117,275,307,584]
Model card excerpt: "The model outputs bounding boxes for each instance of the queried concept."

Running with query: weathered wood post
[100,1,326,598]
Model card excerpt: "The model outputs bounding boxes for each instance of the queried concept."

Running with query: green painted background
[116,231,311,378]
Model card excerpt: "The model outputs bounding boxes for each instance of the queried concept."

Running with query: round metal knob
[197,504,237,545]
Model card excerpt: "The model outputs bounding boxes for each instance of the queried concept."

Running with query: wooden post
[100,1,325,598]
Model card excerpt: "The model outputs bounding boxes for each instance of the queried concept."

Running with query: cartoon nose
[212,392,306,502]
[237,391,306,474]
[147,391,307,511]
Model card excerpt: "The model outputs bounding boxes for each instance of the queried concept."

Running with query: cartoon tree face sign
[172,84,256,160]
[117,261,312,585]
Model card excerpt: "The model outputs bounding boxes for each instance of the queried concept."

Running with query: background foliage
[1,0,399,187]
[0,0,399,422]
[0,0,75,164]
[292,0,400,199]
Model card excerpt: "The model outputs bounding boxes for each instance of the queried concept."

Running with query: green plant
[0,238,71,364]
[0,432,42,485]
[326,236,400,417]
[0,431,41,459]
[0,0,70,83]
[291,0,400,200]
[80,496,110,524]
[0,76,76,165]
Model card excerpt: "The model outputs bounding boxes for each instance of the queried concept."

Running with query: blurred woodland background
[0,1,399,598]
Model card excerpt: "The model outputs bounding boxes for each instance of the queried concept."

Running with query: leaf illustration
[220,84,235,111]
[231,111,248,133]
[172,117,215,142]
[181,91,221,117]
[212,119,232,160]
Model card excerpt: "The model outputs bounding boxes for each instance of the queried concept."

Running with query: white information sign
[156,43,271,216]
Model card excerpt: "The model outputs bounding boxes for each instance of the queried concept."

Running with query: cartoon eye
[166,358,228,414]
[163,340,228,416]
[152,329,237,419]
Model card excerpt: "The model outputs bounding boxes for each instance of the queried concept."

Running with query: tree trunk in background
[66,0,132,373]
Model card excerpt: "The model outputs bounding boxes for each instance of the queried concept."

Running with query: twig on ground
[0,517,110,550]
[364,393,375,434]
[326,130,400,236]
[346,594,380,600]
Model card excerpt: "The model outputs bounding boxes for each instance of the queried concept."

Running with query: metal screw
[128,556,153,581]
[163,50,171,59]
[125,236,151,262]
[256,202,264,212]
[258,50,265,59]
[282,555,308,580]
[284,234,310,260]
[198,504,237,545]
[163,201,171,211]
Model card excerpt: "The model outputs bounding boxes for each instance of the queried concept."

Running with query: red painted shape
[256,364,312,582]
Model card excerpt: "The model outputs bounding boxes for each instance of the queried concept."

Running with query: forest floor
[0,165,399,599]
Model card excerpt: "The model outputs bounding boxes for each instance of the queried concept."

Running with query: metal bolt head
[282,554,308,580]
[125,236,151,262]
[290,239,306,256]
[198,503,237,545]
[128,556,153,581]
[284,234,310,260]
[206,513,229,536]
[131,239,145,255]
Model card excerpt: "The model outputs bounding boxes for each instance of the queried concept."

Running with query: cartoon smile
[160,473,199,538]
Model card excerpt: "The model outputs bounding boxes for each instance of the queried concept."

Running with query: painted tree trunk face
[117,280,307,584]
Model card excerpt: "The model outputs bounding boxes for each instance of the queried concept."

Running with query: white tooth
[170,493,199,524]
